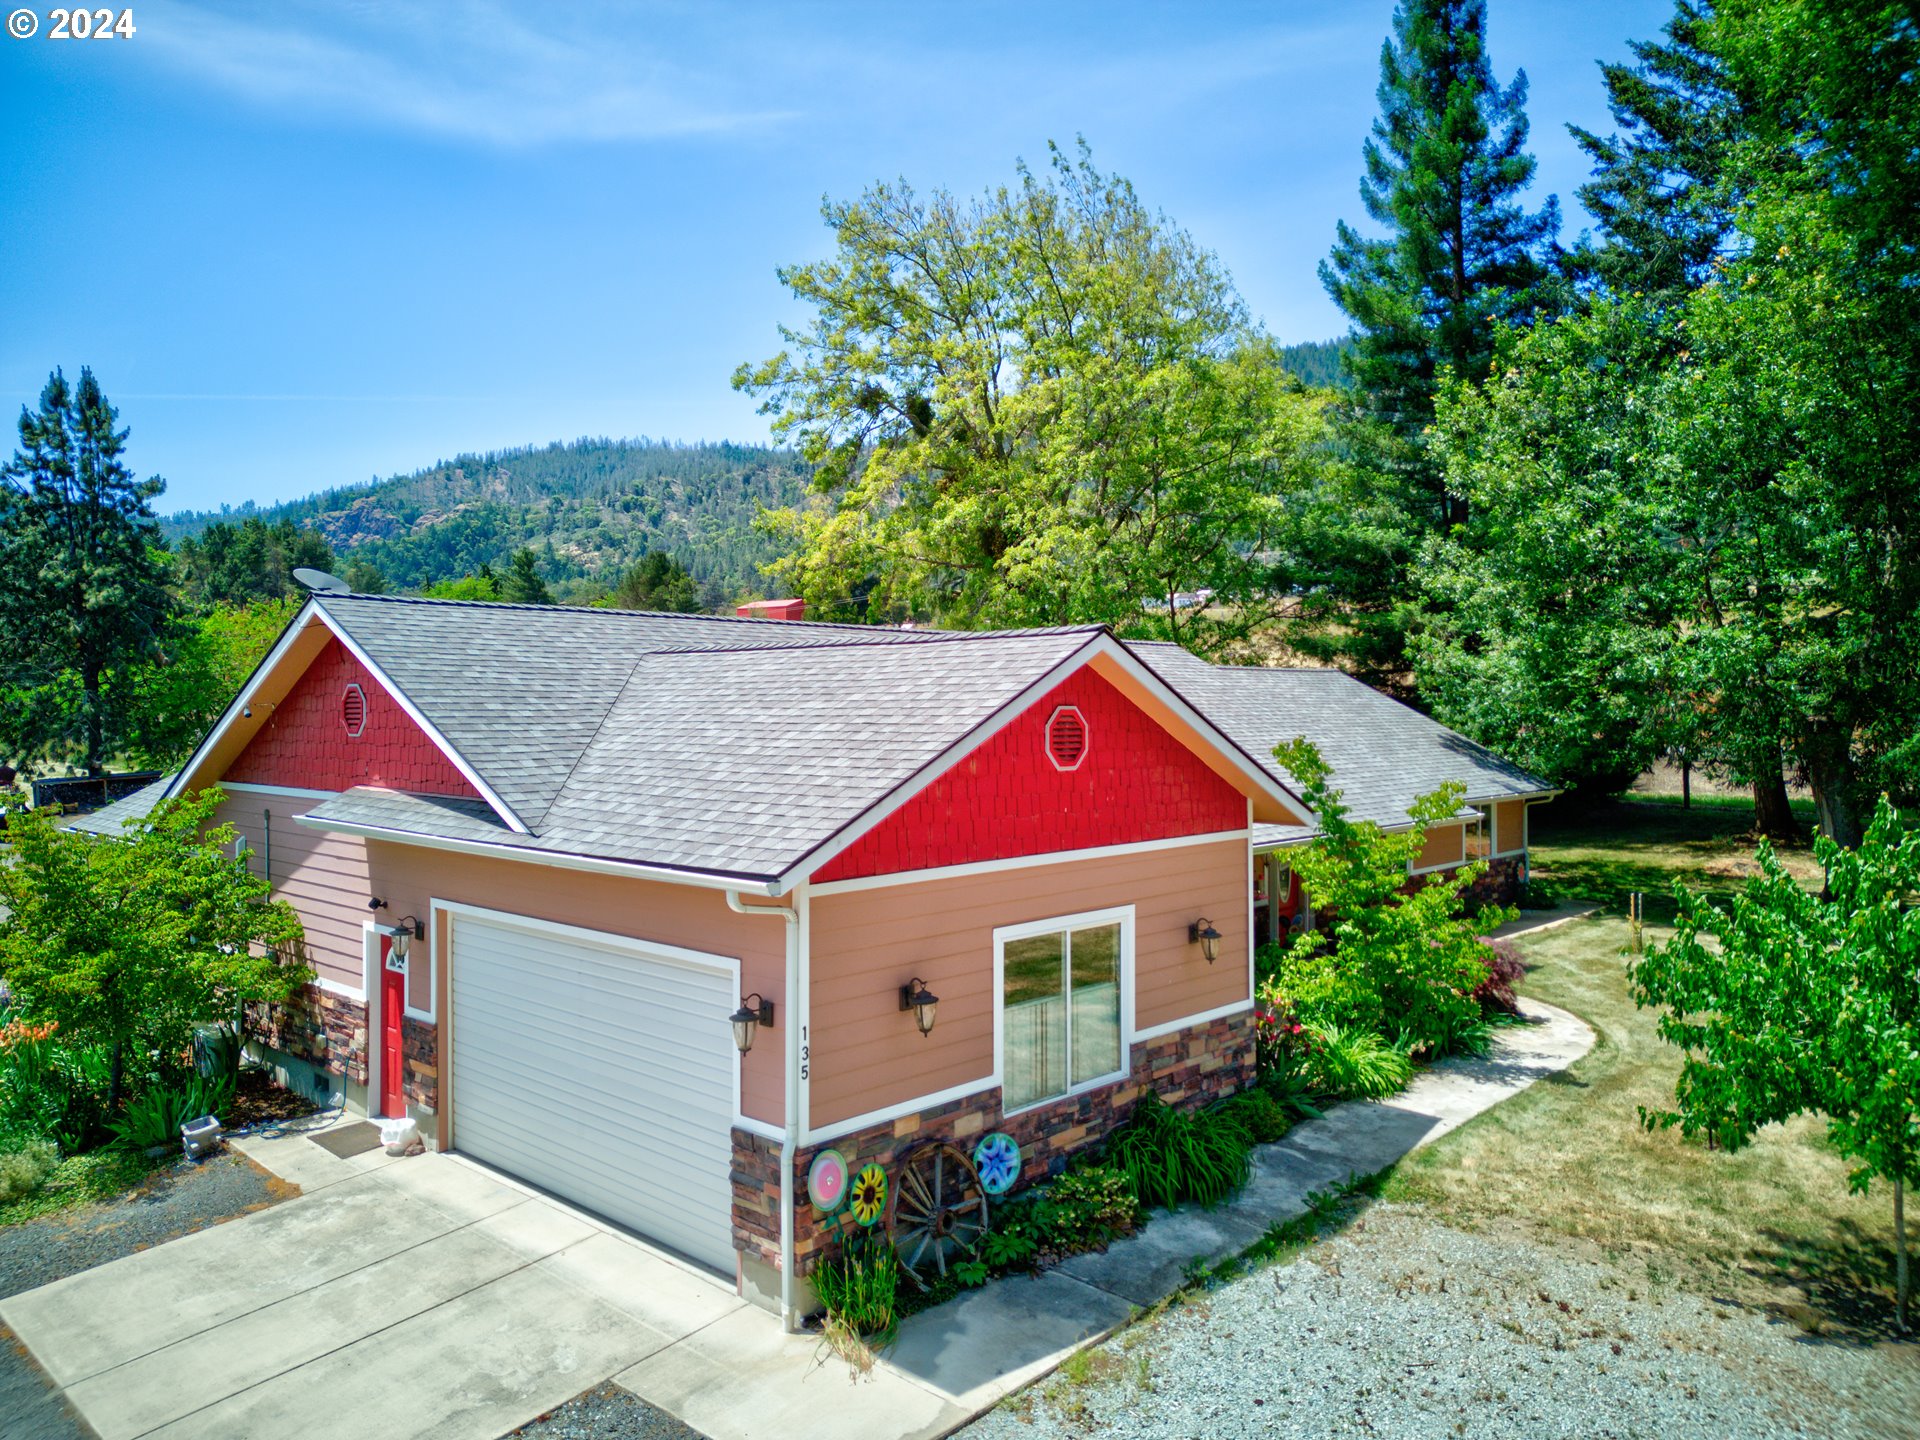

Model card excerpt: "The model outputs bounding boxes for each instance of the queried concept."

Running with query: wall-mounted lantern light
[899,978,939,1037]
[731,993,775,1054]
[387,915,423,961]
[1188,919,1222,965]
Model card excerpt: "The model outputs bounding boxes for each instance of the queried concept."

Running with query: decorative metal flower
[808,1148,849,1214]
[972,1132,1022,1195]
[849,1162,888,1227]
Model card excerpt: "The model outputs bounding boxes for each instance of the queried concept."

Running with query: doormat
[309,1122,382,1159]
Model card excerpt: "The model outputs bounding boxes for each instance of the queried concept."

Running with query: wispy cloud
[140,1,799,145]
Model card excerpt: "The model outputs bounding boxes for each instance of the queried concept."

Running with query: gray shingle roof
[294,607,1103,879]
[312,594,939,830]
[1128,642,1550,847]
[65,776,173,836]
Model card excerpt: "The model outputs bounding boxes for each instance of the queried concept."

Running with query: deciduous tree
[1631,796,1920,1327]
[736,141,1332,654]
[0,788,309,1109]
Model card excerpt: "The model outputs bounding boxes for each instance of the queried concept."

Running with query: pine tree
[0,369,174,776]
[499,547,552,605]
[1567,1,1741,303]
[1320,0,1561,531]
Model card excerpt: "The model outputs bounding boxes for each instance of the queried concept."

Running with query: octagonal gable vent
[1046,705,1088,771]
[342,683,367,738]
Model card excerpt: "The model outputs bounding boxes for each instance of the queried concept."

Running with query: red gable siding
[813,664,1246,883]
[225,636,482,800]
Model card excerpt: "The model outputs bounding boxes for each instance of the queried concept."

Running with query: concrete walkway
[882,998,1595,1413]
[1,1001,1591,1440]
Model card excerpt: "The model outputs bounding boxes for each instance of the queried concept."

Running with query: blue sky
[1,1,1674,515]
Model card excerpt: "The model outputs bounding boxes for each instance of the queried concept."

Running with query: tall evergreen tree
[499,547,552,605]
[0,369,173,776]
[1320,0,1561,532]
[1567,1,1742,303]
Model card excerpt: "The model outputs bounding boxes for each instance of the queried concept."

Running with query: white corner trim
[737,1115,786,1143]
[804,828,1252,897]
[221,782,340,801]
[292,811,783,895]
[312,609,529,835]
[1132,998,1255,1043]
[314,974,366,1003]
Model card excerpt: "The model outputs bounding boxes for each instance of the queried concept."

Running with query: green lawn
[1386,798,1903,1336]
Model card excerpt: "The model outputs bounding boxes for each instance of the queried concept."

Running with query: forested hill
[160,438,810,601]
[1276,337,1352,388]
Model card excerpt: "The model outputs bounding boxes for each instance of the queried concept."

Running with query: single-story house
[80,594,1547,1322]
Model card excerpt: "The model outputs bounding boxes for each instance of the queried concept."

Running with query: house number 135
[799,1025,809,1081]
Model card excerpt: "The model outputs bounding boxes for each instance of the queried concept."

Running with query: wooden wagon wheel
[885,1140,991,1286]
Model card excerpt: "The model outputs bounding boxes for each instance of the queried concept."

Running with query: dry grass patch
[1388,911,1903,1334]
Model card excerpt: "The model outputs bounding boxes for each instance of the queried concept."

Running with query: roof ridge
[317,591,930,634]
[638,625,1108,660]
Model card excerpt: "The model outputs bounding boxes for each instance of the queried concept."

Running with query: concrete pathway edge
[871,997,1597,1431]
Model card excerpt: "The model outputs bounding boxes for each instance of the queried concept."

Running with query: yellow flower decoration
[849,1163,888,1227]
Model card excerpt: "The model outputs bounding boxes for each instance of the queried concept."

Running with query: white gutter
[726,890,801,1331]
[292,811,783,896]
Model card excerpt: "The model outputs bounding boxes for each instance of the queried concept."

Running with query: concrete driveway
[0,1129,962,1440]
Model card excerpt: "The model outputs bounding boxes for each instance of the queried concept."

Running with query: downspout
[726,889,800,1331]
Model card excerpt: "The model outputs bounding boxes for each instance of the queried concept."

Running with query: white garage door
[448,910,738,1273]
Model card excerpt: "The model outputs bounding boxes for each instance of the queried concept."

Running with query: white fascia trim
[738,1115,786,1143]
[805,828,1252,897]
[1133,998,1256,1044]
[314,974,366,1003]
[167,599,322,802]
[311,608,529,835]
[777,633,1107,889]
[803,1076,997,1147]
[1098,633,1315,821]
[221,782,340,801]
[292,812,782,896]
[779,631,1310,891]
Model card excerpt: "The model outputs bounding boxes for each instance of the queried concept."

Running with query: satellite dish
[293,567,351,595]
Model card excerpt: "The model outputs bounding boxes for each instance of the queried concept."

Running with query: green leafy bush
[811,1230,900,1343]
[988,1163,1143,1267]
[1302,1023,1413,1100]
[107,1073,234,1152]
[0,1140,59,1202]
[1105,1091,1252,1210]
[1216,1086,1294,1144]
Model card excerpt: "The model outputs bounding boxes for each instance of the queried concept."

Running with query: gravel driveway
[964,1204,1920,1440]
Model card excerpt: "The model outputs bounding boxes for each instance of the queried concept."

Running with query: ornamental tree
[1630,795,1920,1328]
[1258,737,1514,1055]
[0,787,309,1110]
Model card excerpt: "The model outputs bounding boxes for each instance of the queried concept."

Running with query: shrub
[0,1139,59,1202]
[1472,937,1527,1017]
[1216,1086,1293,1144]
[1105,1091,1251,1210]
[989,1163,1142,1267]
[811,1230,900,1348]
[1302,1023,1413,1100]
[107,1073,234,1152]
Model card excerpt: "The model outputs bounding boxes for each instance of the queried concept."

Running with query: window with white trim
[1000,910,1128,1112]
[1466,804,1493,861]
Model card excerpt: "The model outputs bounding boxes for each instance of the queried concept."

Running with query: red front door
[381,936,406,1117]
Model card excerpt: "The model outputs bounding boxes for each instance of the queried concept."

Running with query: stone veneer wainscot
[730,1008,1255,1275]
